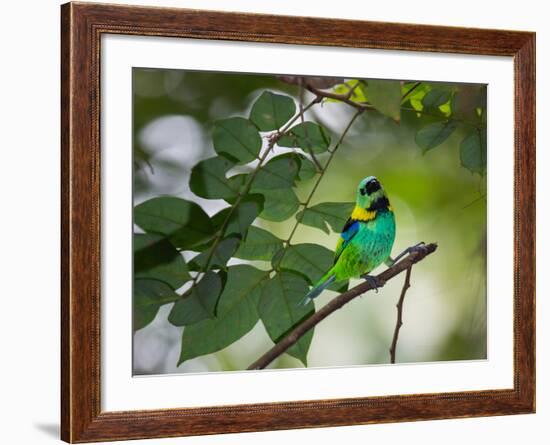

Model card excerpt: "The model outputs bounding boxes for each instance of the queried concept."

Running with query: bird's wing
[334,218,360,263]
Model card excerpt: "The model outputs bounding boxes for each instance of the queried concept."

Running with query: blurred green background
[132,68,487,375]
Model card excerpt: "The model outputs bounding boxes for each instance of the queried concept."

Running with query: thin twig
[401,81,421,102]
[188,140,274,289]
[298,83,323,171]
[190,97,321,289]
[283,109,364,246]
[389,266,412,364]
[344,81,361,99]
[248,243,437,370]
[279,96,322,135]
[461,194,487,210]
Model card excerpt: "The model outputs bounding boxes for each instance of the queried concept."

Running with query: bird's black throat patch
[368,196,390,212]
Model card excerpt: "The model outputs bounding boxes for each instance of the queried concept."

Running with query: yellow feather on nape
[351,206,376,222]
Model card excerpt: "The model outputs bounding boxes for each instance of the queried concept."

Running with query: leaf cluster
[334,80,487,175]
[133,77,487,369]
[134,91,352,366]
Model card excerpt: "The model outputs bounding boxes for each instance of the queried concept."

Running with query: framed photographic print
[61,2,535,442]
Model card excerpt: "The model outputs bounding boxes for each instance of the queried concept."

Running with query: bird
[300,176,396,306]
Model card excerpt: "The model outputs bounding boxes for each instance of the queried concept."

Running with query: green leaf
[190,156,243,200]
[211,195,263,238]
[439,100,452,117]
[250,91,296,131]
[259,271,314,365]
[297,155,317,181]
[134,233,190,289]
[401,82,419,98]
[234,226,284,261]
[227,197,263,235]
[189,237,239,272]
[332,80,368,103]
[415,121,457,152]
[226,174,249,199]
[460,129,487,175]
[297,202,355,234]
[401,82,430,112]
[422,87,452,110]
[168,271,222,326]
[134,279,179,331]
[255,188,300,222]
[178,265,268,365]
[135,197,214,249]
[213,117,262,164]
[364,79,402,122]
[274,243,334,285]
[278,122,331,154]
[254,154,300,189]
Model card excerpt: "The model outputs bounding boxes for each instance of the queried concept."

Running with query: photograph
[132,69,488,375]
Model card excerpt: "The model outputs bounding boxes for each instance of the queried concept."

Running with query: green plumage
[301,176,396,305]
[330,211,395,280]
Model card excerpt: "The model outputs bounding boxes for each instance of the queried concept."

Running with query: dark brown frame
[61,2,536,442]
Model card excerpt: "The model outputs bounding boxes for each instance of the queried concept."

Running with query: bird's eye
[360,187,368,196]
[365,179,381,195]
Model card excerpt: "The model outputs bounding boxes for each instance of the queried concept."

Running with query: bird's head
[356,176,389,210]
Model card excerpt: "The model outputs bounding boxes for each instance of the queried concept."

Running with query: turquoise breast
[334,210,395,280]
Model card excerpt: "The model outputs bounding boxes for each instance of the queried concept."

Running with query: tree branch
[248,242,437,370]
[389,266,412,364]
[306,85,374,111]
[307,84,481,128]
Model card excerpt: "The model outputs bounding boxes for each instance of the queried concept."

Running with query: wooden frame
[61,2,535,442]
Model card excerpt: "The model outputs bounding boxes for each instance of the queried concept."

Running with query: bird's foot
[361,274,385,293]
[388,242,427,265]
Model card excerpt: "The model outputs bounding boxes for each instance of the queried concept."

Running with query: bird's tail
[299,271,336,306]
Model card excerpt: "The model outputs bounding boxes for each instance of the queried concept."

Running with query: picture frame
[61,1,535,442]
